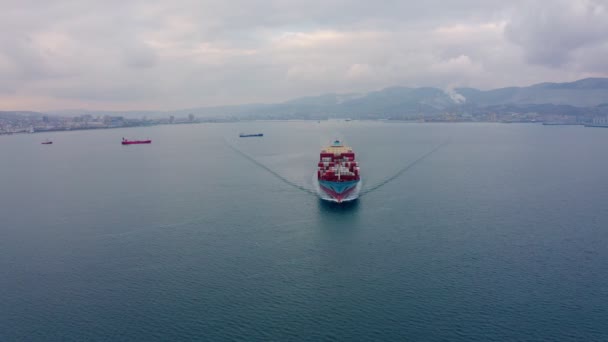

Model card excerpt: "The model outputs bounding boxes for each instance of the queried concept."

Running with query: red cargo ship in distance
[315,140,361,203]
[121,138,151,145]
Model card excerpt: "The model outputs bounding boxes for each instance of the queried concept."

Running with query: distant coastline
[4,118,608,137]
[3,77,608,135]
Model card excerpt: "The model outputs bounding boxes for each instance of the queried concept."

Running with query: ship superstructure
[316,140,361,202]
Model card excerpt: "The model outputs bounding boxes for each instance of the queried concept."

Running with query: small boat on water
[239,133,263,137]
[41,139,53,145]
[122,138,151,145]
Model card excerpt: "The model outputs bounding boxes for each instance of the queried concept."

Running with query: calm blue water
[1,122,607,341]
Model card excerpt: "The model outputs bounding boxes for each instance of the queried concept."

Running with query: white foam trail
[360,140,449,196]
[225,139,316,195]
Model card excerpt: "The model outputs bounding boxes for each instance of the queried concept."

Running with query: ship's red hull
[319,183,358,202]
[122,140,151,145]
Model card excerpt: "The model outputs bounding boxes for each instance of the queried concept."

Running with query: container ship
[316,140,361,202]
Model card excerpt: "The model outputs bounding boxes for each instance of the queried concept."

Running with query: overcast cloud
[1,0,607,111]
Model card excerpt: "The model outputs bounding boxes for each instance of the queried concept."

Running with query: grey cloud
[505,0,608,68]
[123,42,158,68]
[569,42,608,72]
[0,0,607,110]
[0,34,70,81]
[49,83,162,102]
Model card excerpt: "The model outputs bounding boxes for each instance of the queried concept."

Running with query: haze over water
[1,121,607,341]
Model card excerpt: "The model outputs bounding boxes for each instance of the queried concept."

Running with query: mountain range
[179,77,608,119]
[6,78,608,120]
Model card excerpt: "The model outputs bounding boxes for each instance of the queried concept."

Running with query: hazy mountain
[173,87,457,119]
[182,77,608,119]
[337,87,454,117]
[0,111,47,119]
[46,109,166,118]
[27,77,608,120]
[456,78,608,107]
[283,93,364,106]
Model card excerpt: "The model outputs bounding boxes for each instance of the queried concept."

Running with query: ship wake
[359,140,449,196]
[225,138,449,201]
[360,140,449,197]
[224,139,317,196]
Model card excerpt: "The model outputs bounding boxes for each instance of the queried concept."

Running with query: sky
[1,0,607,111]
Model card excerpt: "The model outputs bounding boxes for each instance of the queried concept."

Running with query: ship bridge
[322,140,353,155]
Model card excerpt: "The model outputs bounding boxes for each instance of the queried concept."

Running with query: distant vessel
[584,124,608,128]
[41,139,53,145]
[542,122,579,126]
[239,133,264,137]
[316,140,361,203]
[122,138,151,145]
